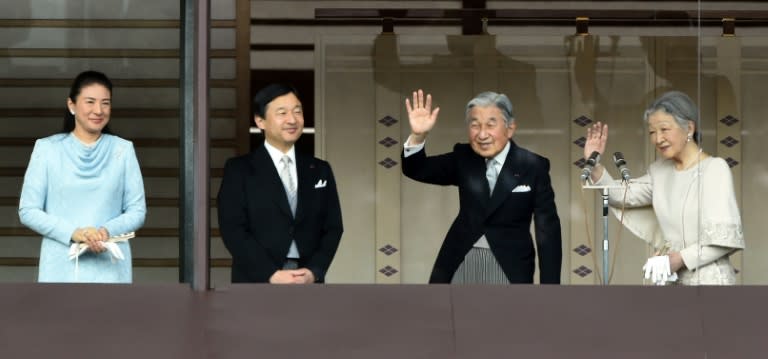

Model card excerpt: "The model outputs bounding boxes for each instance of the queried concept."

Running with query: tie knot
[281,155,292,166]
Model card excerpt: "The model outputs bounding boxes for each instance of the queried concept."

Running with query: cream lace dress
[594,157,744,285]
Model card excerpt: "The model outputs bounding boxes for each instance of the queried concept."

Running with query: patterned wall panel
[716,36,743,283]
[374,34,402,283]
[568,35,599,285]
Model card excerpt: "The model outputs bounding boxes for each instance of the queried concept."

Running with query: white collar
[263,140,296,168]
[488,141,511,167]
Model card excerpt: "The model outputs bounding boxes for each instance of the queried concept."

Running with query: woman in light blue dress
[18,71,146,283]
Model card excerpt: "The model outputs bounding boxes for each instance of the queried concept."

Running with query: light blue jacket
[19,133,146,283]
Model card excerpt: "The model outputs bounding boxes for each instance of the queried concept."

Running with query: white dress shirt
[263,140,300,259]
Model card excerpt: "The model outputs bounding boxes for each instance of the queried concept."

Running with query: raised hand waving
[405,89,440,145]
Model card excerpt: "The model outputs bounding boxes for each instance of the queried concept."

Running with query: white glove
[67,232,134,281]
[67,242,88,260]
[103,242,125,261]
[67,232,134,261]
[642,255,677,285]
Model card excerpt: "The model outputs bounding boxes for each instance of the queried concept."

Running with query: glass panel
[309,11,758,286]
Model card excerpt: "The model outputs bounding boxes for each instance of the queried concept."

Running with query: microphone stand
[582,182,624,285]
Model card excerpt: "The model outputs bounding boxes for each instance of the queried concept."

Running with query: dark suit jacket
[402,140,561,284]
[217,145,343,283]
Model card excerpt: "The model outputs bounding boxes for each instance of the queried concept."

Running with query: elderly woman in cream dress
[583,91,744,285]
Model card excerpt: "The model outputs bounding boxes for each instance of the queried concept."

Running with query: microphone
[612,152,631,182]
[580,151,601,181]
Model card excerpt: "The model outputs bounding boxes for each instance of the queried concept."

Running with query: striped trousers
[451,247,510,284]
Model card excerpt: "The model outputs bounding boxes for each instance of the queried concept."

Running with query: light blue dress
[18,133,146,283]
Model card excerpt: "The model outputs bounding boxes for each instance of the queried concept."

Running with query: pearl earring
[686,134,692,142]
[70,110,75,115]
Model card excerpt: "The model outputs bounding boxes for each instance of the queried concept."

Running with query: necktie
[279,155,297,216]
[486,158,498,197]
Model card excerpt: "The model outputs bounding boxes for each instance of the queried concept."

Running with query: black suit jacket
[217,145,343,283]
[402,140,562,284]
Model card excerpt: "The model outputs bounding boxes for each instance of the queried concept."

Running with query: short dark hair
[62,70,113,134]
[252,83,300,118]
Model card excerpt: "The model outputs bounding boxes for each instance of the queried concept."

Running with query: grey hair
[643,91,700,143]
[465,91,515,127]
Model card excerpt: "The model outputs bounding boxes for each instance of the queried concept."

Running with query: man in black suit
[217,84,343,283]
[401,90,561,284]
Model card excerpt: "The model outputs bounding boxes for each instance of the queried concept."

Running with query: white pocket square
[511,185,531,193]
[314,179,327,188]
